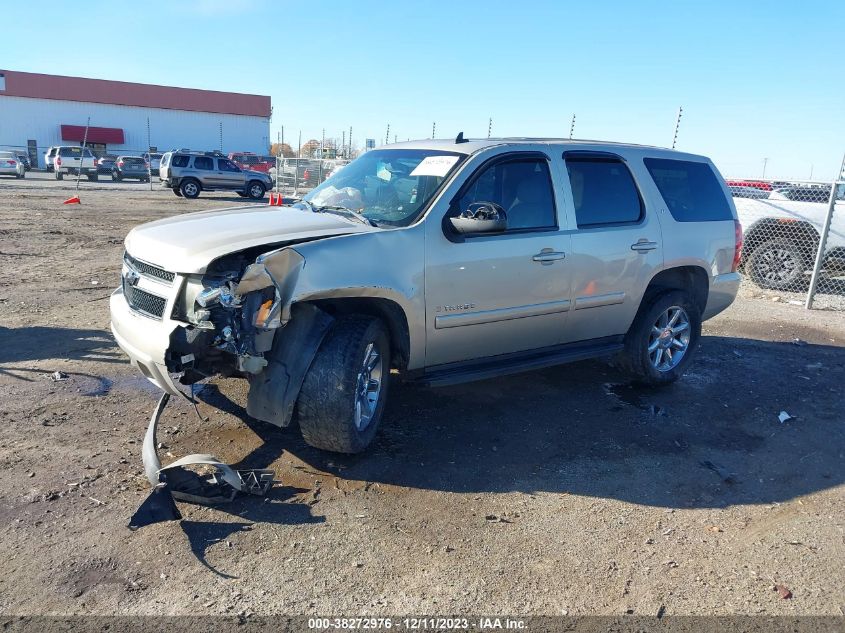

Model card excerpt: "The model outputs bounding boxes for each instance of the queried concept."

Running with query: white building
[0,69,271,167]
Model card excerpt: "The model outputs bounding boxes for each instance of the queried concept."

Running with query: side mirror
[449,202,508,235]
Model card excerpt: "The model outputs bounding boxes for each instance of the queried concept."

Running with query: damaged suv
[111,137,741,453]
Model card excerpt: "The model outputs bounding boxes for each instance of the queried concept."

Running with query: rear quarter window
[172,155,190,168]
[644,158,733,222]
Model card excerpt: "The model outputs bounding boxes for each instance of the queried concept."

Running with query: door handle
[631,240,658,252]
[532,249,566,264]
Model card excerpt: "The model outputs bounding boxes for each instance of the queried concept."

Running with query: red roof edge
[0,70,271,118]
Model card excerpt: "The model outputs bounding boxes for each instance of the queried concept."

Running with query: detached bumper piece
[128,393,275,530]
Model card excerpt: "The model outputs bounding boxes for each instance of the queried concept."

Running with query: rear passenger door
[560,151,663,343]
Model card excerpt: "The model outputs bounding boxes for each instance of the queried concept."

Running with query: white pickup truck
[734,188,845,290]
[53,146,99,181]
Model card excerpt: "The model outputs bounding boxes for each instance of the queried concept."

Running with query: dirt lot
[1,173,844,617]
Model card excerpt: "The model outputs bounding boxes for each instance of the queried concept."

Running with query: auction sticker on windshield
[410,155,460,177]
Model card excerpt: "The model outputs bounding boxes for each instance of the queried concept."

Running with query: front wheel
[246,180,266,200]
[746,238,807,291]
[296,316,391,453]
[620,290,701,386]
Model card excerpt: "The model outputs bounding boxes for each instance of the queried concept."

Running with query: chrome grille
[123,251,175,284]
[123,278,167,319]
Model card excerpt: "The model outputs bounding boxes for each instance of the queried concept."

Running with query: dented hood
[124,205,375,273]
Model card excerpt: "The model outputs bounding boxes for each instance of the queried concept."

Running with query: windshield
[301,149,465,226]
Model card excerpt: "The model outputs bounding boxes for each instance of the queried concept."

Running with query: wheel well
[645,266,709,315]
[305,297,411,370]
[742,219,819,265]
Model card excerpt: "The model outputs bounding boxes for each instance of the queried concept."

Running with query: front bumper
[702,272,741,321]
[110,286,182,395]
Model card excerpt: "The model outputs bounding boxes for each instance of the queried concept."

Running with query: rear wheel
[87,173,98,181]
[111,171,121,182]
[620,290,701,386]
[180,179,200,199]
[55,171,63,180]
[172,187,183,197]
[246,180,266,200]
[296,316,391,453]
[746,238,807,291]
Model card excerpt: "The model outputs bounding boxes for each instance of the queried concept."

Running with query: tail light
[117,161,124,168]
[145,161,150,169]
[6,160,16,165]
[732,220,743,272]
[56,157,62,166]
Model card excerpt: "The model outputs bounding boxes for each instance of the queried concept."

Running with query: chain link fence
[728,158,845,309]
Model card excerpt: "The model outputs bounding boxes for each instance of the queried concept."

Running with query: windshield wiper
[313,205,377,227]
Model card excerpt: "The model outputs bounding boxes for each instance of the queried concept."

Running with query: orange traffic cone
[275,194,285,206]
[63,196,81,205]
[267,193,276,205]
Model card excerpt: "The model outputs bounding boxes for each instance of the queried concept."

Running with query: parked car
[44,146,59,171]
[728,185,770,199]
[53,146,98,180]
[769,185,835,203]
[112,137,741,455]
[143,152,163,175]
[10,151,31,171]
[735,185,845,290]
[229,152,275,174]
[159,149,272,199]
[268,158,323,188]
[97,154,118,174]
[0,151,26,178]
[112,156,150,182]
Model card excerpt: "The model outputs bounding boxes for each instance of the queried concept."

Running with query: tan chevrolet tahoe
[111,136,742,453]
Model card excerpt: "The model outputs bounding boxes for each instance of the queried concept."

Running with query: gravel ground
[0,173,843,617]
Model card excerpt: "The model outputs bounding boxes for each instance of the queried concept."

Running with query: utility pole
[342,131,345,158]
[146,117,152,191]
[349,126,352,158]
[569,114,576,140]
[385,123,390,146]
[275,130,281,194]
[671,106,683,149]
[762,158,769,179]
[432,122,436,139]
[487,117,492,139]
[76,116,90,192]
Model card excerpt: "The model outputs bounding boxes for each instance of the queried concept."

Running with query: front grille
[123,279,167,319]
[124,251,175,284]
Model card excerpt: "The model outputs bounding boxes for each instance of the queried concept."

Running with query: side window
[172,155,189,168]
[193,156,213,170]
[565,157,642,228]
[217,158,240,172]
[457,158,557,231]
[644,158,733,222]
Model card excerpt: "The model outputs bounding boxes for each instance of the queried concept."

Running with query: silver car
[159,149,272,199]
[112,137,741,454]
[0,151,26,178]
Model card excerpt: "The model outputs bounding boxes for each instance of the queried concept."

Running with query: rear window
[123,157,145,165]
[172,155,190,168]
[644,158,733,222]
[60,147,83,157]
[565,156,643,227]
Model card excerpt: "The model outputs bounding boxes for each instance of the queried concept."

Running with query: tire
[619,290,701,386]
[236,192,247,197]
[111,171,120,182]
[246,180,266,200]
[180,179,201,199]
[746,238,807,291]
[297,316,391,454]
[87,173,98,182]
[55,171,63,180]
[172,187,183,197]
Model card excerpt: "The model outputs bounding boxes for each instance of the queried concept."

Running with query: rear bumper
[110,287,182,395]
[702,272,741,321]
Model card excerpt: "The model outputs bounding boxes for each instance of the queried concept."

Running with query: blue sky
[4,0,843,179]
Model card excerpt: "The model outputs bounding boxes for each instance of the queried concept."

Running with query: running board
[418,338,624,388]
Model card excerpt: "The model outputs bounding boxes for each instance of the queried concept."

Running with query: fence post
[805,152,845,309]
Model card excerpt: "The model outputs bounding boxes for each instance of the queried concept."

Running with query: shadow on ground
[199,335,845,510]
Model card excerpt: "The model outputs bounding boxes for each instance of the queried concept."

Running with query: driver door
[424,151,573,367]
